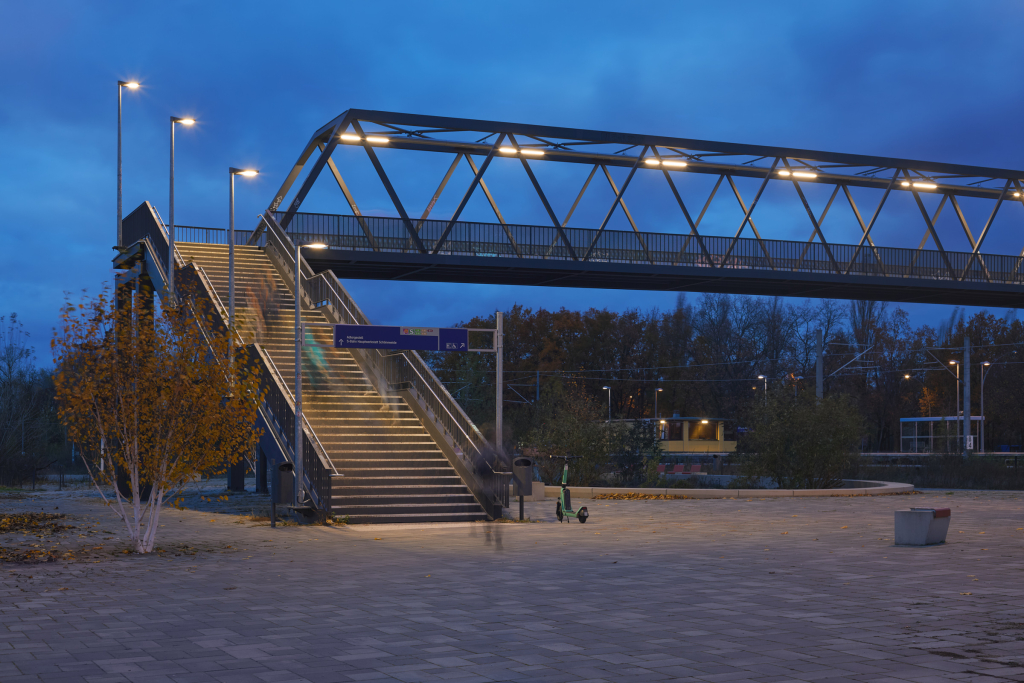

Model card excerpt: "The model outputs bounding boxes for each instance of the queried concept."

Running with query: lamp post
[980,361,991,454]
[228,168,259,330]
[602,386,611,422]
[168,116,195,300]
[757,374,767,406]
[294,240,327,505]
[950,360,960,451]
[116,80,139,247]
[654,387,663,420]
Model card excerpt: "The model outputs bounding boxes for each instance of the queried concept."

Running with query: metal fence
[274,211,1024,285]
[175,225,263,246]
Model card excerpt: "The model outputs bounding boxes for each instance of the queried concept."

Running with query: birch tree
[52,286,262,553]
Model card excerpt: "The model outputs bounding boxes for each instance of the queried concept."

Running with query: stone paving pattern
[3,486,1024,682]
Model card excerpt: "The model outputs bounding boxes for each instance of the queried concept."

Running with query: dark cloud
[2,1,1023,361]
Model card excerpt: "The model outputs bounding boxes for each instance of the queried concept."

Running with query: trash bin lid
[513,457,532,467]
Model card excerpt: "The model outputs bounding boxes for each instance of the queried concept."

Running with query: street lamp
[228,168,259,330]
[980,361,991,453]
[602,386,611,422]
[294,241,327,506]
[654,387,663,419]
[757,374,767,406]
[117,80,139,247]
[950,360,960,449]
[168,116,195,300]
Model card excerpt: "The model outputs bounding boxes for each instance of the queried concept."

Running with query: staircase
[176,242,490,523]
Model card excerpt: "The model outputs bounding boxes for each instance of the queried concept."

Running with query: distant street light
[602,386,611,422]
[757,374,767,406]
[950,360,960,448]
[294,241,327,505]
[117,80,140,247]
[228,167,259,330]
[168,116,195,300]
[980,361,991,454]
[654,387,663,419]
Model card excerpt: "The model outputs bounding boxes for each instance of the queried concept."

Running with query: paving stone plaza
[3,488,1024,682]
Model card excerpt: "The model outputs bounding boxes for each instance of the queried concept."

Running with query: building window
[689,421,717,441]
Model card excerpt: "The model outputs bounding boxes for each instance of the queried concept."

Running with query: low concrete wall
[543,480,913,499]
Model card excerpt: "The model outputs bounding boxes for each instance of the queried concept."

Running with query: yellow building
[657,416,736,453]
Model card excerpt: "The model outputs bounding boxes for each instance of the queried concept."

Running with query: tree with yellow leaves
[51,283,262,553]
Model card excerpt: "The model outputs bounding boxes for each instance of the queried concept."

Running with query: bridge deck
[262,212,1024,307]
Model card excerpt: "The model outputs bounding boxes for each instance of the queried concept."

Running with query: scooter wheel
[578,515,587,524]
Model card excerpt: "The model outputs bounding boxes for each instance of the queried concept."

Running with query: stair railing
[120,202,337,514]
[259,211,508,515]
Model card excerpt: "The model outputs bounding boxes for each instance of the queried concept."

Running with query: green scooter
[554,458,589,524]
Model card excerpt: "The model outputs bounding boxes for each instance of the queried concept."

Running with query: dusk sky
[4,1,1024,363]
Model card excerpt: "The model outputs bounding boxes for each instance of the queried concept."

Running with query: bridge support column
[257,446,268,495]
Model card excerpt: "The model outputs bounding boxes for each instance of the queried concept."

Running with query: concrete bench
[895,507,951,546]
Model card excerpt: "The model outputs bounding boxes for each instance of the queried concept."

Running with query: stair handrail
[251,329,338,476]
[262,211,502,512]
[306,267,488,454]
[387,350,481,453]
[121,204,336,512]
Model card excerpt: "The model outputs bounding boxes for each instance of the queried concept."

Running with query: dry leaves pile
[0,512,73,535]
[594,492,684,500]
[0,513,77,563]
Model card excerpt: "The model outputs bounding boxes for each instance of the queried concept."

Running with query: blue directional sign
[333,324,469,352]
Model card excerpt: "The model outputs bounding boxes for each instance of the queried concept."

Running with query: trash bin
[276,463,295,506]
[513,457,533,498]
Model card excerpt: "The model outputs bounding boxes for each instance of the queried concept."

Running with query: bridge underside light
[499,146,517,154]
[644,158,660,165]
[365,136,389,144]
[340,133,360,141]
[1014,192,1021,198]
[779,170,816,178]
[520,148,544,156]
[663,160,687,167]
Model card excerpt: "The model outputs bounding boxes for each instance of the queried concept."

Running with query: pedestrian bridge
[258,109,1024,308]
[272,211,1024,307]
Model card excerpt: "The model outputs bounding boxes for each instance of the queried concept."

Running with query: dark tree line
[0,314,67,486]
[427,294,1024,454]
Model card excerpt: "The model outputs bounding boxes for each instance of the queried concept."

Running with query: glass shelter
[900,416,983,453]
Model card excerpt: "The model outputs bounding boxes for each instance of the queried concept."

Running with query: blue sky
[3,1,1024,362]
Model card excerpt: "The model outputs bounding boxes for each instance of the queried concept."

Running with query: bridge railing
[274,211,1024,285]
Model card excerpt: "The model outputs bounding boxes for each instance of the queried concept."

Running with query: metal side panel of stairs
[176,242,490,523]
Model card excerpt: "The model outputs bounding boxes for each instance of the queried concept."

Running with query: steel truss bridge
[253,110,1024,307]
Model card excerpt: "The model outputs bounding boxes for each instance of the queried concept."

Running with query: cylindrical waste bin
[512,457,533,497]
[276,463,295,505]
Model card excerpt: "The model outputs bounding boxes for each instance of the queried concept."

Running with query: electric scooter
[554,458,589,524]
